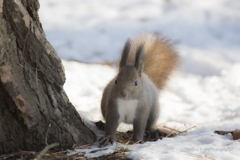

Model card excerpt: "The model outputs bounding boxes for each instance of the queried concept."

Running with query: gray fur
[100,41,160,145]
[135,44,145,76]
[119,39,131,71]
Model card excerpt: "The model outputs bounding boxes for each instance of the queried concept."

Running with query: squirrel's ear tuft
[119,39,131,70]
[135,44,145,76]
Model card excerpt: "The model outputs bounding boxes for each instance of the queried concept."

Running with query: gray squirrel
[97,33,178,146]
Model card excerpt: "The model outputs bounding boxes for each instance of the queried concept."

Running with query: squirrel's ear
[135,44,145,76]
[119,39,131,70]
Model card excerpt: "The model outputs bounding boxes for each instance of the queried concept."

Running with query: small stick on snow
[201,154,206,160]
[166,126,196,138]
[184,124,194,145]
[163,126,180,132]
[129,140,142,148]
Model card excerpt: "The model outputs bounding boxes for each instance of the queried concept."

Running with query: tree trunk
[0,0,96,154]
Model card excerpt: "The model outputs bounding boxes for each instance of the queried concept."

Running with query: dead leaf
[232,130,240,140]
[214,130,233,135]
[215,129,240,141]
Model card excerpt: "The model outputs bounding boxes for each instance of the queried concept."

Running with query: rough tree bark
[0,0,96,154]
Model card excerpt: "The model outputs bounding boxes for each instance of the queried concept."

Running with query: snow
[39,0,240,159]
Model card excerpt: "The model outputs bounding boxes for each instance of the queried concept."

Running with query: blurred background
[39,0,240,76]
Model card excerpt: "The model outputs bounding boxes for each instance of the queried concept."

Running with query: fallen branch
[129,140,141,148]
[35,143,60,160]
[166,126,196,138]
[34,124,59,160]
[34,124,84,160]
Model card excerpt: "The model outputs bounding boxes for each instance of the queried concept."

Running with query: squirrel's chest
[117,98,138,124]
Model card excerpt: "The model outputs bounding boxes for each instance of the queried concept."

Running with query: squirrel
[97,33,178,146]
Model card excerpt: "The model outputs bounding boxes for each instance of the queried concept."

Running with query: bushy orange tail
[127,33,179,90]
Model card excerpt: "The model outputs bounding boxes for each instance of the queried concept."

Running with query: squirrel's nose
[120,90,127,98]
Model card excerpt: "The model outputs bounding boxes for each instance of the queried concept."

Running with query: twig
[166,126,196,138]
[35,143,60,160]
[184,124,194,145]
[128,140,141,148]
[18,62,24,68]
[177,126,196,135]
[45,124,51,145]
[125,133,133,145]
[35,124,60,160]
[165,126,184,138]
[98,135,114,144]
[98,136,108,144]
[163,126,180,132]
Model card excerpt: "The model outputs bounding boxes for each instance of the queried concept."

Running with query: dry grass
[115,125,196,144]
[184,124,194,146]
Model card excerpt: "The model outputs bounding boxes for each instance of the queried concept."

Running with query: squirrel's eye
[115,80,117,84]
[134,80,138,86]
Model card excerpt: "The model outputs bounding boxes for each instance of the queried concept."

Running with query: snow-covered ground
[39,0,240,159]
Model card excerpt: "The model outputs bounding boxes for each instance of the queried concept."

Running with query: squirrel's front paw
[99,135,114,147]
